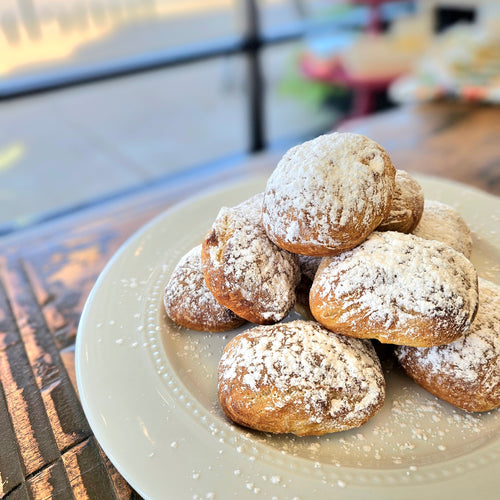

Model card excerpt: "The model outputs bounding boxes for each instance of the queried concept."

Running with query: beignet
[164,245,245,332]
[396,278,500,412]
[202,194,300,324]
[412,199,472,258]
[377,170,424,233]
[218,320,385,436]
[310,231,479,347]
[263,133,396,256]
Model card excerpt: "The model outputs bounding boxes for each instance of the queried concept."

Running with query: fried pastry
[163,245,245,332]
[377,169,424,233]
[396,278,500,412]
[412,199,472,258]
[310,231,479,347]
[218,320,385,436]
[263,132,396,256]
[201,194,300,325]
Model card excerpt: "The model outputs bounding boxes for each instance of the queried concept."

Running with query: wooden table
[0,101,498,499]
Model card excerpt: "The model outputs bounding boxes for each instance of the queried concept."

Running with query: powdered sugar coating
[378,170,424,233]
[396,278,500,412]
[310,231,479,347]
[262,132,396,256]
[218,320,385,436]
[412,199,473,258]
[164,245,245,332]
[201,193,301,324]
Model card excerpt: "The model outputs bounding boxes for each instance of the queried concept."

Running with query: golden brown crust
[377,170,424,233]
[163,245,245,332]
[218,320,385,436]
[412,199,473,258]
[262,133,396,256]
[395,278,500,412]
[310,231,479,347]
[201,194,300,325]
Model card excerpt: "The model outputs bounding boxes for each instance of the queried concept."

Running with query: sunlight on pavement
[0,142,25,172]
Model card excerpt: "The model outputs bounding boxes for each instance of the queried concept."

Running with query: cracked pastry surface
[262,132,396,256]
[396,278,500,412]
[218,320,385,436]
[163,245,245,332]
[201,193,301,325]
[310,231,479,347]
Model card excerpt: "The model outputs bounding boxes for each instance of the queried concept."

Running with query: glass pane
[262,41,341,147]
[258,1,417,34]
[0,0,241,82]
[258,0,336,32]
[0,55,247,226]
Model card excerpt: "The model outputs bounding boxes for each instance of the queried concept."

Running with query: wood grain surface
[0,102,498,499]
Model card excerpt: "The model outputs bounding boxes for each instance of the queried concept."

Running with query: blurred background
[1,0,499,234]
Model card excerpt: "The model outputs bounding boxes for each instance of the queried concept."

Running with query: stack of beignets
[163,131,498,438]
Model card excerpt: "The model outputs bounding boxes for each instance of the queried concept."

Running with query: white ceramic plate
[76,175,500,500]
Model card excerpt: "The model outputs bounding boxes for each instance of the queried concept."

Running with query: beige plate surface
[76,174,500,500]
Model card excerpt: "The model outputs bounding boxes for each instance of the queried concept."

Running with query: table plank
[62,437,136,499]
[0,259,91,453]
[0,339,60,479]
[27,460,72,500]
[4,483,30,500]
[0,377,24,497]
